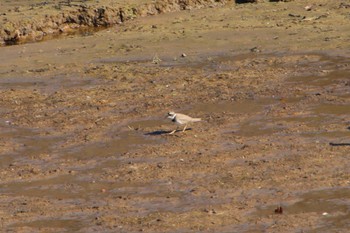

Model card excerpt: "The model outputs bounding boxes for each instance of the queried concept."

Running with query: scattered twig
[127,125,136,130]
[329,142,350,146]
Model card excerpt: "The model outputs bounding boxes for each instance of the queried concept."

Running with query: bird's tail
[192,118,201,122]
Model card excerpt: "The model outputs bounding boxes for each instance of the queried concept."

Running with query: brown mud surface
[0,0,226,45]
[0,0,350,232]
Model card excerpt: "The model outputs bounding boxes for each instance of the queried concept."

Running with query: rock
[304,5,313,11]
[250,46,261,53]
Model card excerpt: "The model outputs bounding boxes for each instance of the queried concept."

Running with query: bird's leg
[169,129,176,134]
[182,124,187,132]
[169,127,178,134]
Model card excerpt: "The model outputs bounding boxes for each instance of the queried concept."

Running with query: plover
[167,112,201,134]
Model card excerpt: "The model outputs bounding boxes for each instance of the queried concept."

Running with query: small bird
[167,112,201,134]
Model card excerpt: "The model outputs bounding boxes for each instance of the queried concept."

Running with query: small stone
[274,206,283,214]
[305,5,312,11]
[250,47,261,53]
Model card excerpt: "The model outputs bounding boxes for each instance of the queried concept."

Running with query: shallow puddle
[313,104,350,115]
[192,98,276,114]
[0,124,66,169]
[302,131,350,139]
[254,187,350,232]
[0,124,57,167]
[1,174,124,199]
[0,119,164,199]
[288,69,350,87]
[1,50,349,232]
[0,75,99,93]
[271,115,326,127]
[9,219,85,232]
[236,121,284,137]
[288,64,350,91]
[128,118,168,129]
[193,101,262,114]
[132,192,229,215]
[62,130,161,161]
[255,188,350,215]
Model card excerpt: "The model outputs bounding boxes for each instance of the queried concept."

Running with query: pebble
[304,5,312,11]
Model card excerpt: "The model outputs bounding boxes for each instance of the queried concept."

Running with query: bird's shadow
[145,130,171,136]
[145,128,192,136]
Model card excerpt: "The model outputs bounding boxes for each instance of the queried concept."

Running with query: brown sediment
[0,0,350,232]
[0,0,227,45]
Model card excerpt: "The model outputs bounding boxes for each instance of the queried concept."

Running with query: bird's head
[167,111,176,119]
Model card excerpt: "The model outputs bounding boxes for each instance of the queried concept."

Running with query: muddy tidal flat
[0,0,349,232]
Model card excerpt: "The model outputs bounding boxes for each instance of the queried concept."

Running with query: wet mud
[1,0,350,232]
